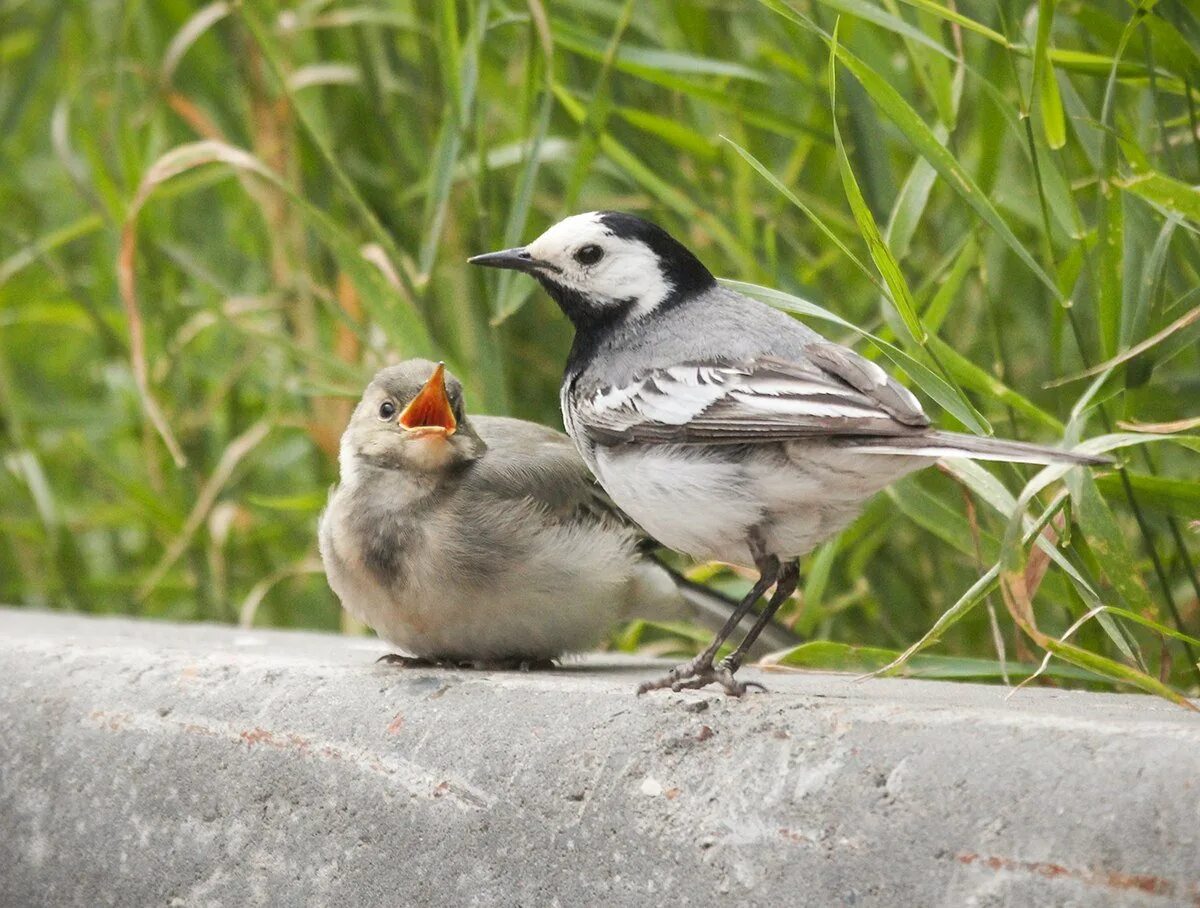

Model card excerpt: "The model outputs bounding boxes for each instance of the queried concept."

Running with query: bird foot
[465,657,557,672]
[636,656,766,697]
[376,653,557,672]
[375,653,439,668]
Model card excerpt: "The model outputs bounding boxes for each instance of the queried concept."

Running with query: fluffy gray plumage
[319,359,792,664]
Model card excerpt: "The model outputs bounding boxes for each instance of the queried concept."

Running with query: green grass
[2,0,1199,701]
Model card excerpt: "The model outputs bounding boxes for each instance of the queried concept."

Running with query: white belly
[592,442,925,565]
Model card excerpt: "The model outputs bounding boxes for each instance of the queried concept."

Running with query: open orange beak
[397,363,457,436]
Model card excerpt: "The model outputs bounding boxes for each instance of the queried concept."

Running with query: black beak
[467,247,559,274]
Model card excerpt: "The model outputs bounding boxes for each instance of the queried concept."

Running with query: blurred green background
[2,0,1199,699]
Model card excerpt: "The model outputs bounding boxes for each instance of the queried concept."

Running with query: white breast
[592,445,763,564]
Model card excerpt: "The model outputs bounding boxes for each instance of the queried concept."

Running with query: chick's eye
[574,244,604,266]
[378,400,396,420]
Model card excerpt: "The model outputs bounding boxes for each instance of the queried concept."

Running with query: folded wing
[576,348,930,445]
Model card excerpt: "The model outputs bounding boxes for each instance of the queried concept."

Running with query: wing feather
[575,351,930,445]
[469,415,640,533]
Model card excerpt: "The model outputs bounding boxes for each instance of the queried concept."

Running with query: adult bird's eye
[574,244,604,266]
[378,400,397,420]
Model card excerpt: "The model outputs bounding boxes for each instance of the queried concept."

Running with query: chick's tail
[842,430,1111,467]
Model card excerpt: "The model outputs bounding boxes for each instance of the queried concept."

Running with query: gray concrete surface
[1,607,1198,908]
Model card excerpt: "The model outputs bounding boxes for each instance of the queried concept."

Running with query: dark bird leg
[717,559,800,676]
[637,544,781,697]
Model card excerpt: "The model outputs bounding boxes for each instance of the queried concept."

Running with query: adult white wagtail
[319,359,795,668]
[469,211,1109,695]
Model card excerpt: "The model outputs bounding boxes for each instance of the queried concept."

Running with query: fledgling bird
[470,211,1109,695]
[319,359,794,668]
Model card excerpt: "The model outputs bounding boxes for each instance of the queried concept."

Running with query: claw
[469,657,557,671]
[375,653,438,668]
[636,656,766,697]
[376,653,558,671]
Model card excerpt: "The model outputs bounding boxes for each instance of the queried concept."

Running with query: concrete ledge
[2,607,1199,907]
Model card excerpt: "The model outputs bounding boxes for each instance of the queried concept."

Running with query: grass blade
[828,26,924,345]
[721,135,877,286]
[1032,0,1066,149]
[832,42,1064,301]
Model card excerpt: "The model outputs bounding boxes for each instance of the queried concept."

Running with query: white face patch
[526,212,673,317]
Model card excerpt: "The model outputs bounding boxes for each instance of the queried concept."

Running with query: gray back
[571,285,824,392]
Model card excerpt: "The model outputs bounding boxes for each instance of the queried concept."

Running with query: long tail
[842,430,1111,467]
[652,557,801,657]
